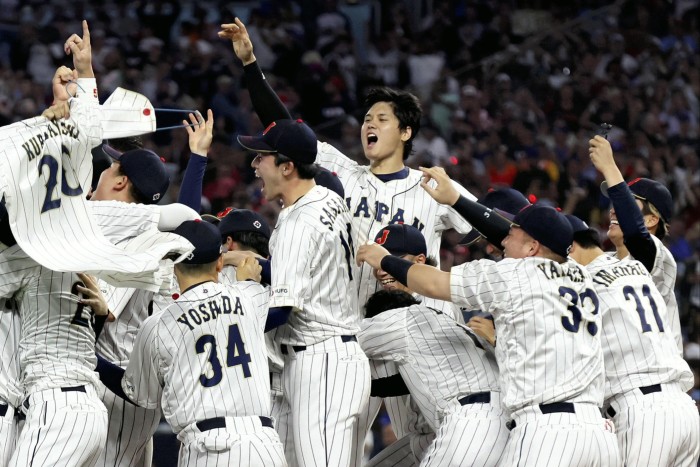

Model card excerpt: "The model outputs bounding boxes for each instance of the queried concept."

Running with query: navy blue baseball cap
[218,208,271,240]
[238,119,317,164]
[600,178,672,223]
[460,188,531,245]
[173,220,225,264]
[101,145,170,204]
[374,224,427,257]
[315,166,344,198]
[564,214,590,234]
[510,205,573,258]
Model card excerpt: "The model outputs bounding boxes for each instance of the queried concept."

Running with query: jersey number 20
[195,324,252,387]
[38,145,83,213]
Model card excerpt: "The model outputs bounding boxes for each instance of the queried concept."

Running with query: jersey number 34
[195,324,252,387]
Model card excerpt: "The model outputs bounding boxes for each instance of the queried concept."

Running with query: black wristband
[379,255,414,286]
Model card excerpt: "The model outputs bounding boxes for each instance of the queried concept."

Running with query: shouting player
[238,119,371,466]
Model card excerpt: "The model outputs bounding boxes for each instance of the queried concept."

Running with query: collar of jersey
[180,280,215,295]
[373,167,410,183]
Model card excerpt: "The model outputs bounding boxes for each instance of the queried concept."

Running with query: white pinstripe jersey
[450,257,604,414]
[358,304,500,430]
[0,293,21,407]
[0,244,101,392]
[0,98,188,283]
[269,185,360,346]
[620,235,682,354]
[122,281,272,434]
[585,254,693,401]
[316,142,476,307]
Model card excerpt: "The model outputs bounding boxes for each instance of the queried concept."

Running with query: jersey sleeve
[357,309,409,360]
[435,179,477,234]
[75,78,99,103]
[89,201,160,243]
[647,235,676,298]
[236,281,270,325]
[449,259,513,312]
[269,221,320,310]
[122,314,163,408]
[315,141,360,177]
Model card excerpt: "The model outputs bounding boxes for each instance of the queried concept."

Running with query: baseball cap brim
[98,143,124,160]
[237,135,277,153]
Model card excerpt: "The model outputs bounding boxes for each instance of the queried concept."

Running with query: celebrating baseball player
[589,135,683,354]
[218,18,477,310]
[237,118,371,466]
[566,214,699,466]
[359,289,507,466]
[358,204,620,467]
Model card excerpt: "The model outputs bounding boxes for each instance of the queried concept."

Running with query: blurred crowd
[1,0,699,456]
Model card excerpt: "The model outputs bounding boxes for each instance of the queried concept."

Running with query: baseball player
[93,109,215,467]
[566,214,699,466]
[238,119,371,466]
[96,220,286,466]
[359,289,507,466]
[589,136,683,353]
[365,223,463,465]
[357,204,620,467]
[218,18,477,309]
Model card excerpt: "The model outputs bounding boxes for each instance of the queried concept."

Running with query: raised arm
[589,136,656,269]
[178,110,214,212]
[218,18,291,126]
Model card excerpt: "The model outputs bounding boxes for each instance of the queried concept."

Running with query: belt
[0,403,7,417]
[606,384,662,418]
[22,385,86,411]
[281,335,357,355]
[196,416,273,431]
[458,392,491,405]
[507,402,576,430]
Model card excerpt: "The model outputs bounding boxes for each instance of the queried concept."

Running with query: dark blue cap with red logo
[173,220,225,264]
[510,205,573,258]
[238,119,317,164]
[101,145,170,204]
[600,178,672,223]
[374,224,427,257]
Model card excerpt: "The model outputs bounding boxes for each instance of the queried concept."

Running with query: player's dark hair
[640,200,668,240]
[364,289,420,319]
[115,163,151,205]
[573,229,602,249]
[106,136,143,152]
[175,260,219,276]
[223,231,270,258]
[275,154,319,180]
[364,87,422,160]
[425,256,438,267]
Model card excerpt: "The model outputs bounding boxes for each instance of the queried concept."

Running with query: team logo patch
[253,220,262,229]
[152,193,161,201]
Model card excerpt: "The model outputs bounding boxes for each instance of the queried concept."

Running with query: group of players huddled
[0,18,698,467]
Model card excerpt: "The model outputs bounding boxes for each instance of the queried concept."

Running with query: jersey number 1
[38,145,83,213]
[195,324,252,387]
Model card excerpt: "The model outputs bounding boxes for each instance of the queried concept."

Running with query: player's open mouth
[381,278,396,287]
[367,133,378,148]
[610,220,619,225]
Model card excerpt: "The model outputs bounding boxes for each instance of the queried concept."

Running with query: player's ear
[528,239,540,257]
[225,237,236,250]
[413,253,427,265]
[644,214,659,231]
[400,126,412,142]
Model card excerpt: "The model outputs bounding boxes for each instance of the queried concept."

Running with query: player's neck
[175,273,218,293]
[369,155,405,175]
[281,179,316,207]
[577,247,605,266]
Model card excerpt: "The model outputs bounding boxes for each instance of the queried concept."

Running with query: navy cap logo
[153,193,161,201]
[253,220,261,229]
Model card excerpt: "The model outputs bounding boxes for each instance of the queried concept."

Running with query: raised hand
[42,101,71,120]
[64,20,94,78]
[184,109,214,156]
[589,135,623,187]
[419,166,460,206]
[52,66,78,104]
[218,17,256,65]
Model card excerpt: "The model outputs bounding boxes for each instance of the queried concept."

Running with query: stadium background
[0,0,698,464]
